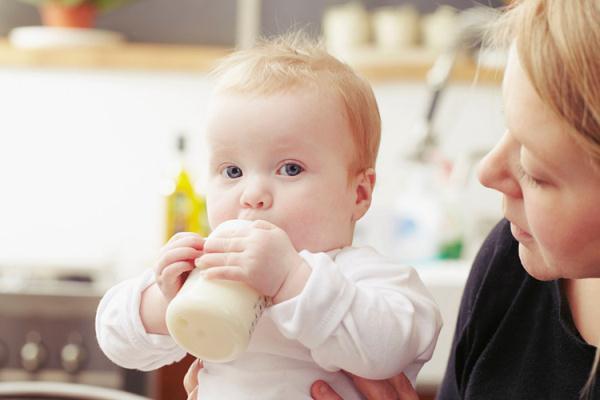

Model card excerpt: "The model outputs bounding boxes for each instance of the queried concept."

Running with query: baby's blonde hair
[209,31,381,177]
[491,1,600,398]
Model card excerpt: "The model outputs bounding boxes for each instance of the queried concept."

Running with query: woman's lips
[510,222,533,242]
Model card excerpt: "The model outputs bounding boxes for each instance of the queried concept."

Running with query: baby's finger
[195,252,241,269]
[170,235,206,251]
[167,231,201,244]
[204,237,245,254]
[155,261,193,298]
[156,261,193,290]
[161,261,194,280]
[210,225,251,239]
[158,233,203,258]
[201,266,245,282]
[251,219,277,230]
[157,247,202,271]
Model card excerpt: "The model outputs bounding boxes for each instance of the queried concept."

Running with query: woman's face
[478,47,600,280]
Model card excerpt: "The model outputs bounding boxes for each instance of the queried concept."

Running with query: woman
[186,0,600,398]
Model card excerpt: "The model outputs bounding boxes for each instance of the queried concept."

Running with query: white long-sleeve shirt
[96,246,442,399]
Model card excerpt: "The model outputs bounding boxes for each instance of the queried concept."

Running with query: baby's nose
[240,182,273,209]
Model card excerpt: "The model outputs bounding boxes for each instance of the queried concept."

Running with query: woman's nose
[477,131,523,198]
[240,179,273,209]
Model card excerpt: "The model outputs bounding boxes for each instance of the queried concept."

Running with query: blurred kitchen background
[0,0,507,399]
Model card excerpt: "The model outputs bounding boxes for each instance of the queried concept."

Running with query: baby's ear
[352,168,376,222]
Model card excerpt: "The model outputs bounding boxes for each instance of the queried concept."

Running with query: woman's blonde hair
[491,1,600,398]
[209,31,381,177]
[492,0,600,164]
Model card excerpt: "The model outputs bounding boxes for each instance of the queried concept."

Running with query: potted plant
[17,0,136,28]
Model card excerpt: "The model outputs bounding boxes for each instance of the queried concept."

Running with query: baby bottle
[165,219,269,362]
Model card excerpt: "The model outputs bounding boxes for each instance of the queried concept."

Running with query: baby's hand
[155,232,205,301]
[195,220,307,299]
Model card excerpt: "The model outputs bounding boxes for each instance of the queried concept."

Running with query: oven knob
[61,333,87,374]
[0,340,8,368]
[21,331,47,372]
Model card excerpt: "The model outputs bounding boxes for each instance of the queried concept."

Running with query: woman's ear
[352,168,376,222]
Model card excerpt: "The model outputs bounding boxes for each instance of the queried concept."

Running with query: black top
[437,219,599,399]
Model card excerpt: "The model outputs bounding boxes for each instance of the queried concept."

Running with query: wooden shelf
[0,39,503,83]
[336,46,503,84]
[0,39,231,73]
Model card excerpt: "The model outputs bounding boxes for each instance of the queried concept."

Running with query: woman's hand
[183,358,204,400]
[310,373,419,400]
[182,358,419,400]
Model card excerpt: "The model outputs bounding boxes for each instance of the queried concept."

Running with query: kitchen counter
[0,258,471,391]
[415,260,471,390]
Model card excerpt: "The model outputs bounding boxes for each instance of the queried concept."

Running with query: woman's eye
[278,163,304,177]
[517,165,542,187]
[223,165,243,179]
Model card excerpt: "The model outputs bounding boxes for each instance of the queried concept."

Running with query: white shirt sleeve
[95,269,187,371]
[267,247,442,381]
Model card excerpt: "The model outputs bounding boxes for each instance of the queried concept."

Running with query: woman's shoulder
[461,219,527,316]
[472,219,523,282]
[473,219,519,274]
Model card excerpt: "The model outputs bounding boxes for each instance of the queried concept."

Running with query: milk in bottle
[165,219,269,362]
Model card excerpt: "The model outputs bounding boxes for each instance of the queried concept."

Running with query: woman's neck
[564,278,600,346]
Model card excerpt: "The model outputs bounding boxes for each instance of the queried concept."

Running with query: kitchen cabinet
[155,355,195,400]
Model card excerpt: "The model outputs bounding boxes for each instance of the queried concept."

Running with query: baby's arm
[95,270,186,370]
[139,283,170,334]
[96,232,204,370]
[268,247,442,382]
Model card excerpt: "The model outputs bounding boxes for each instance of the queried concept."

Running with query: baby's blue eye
[279,163,303,177]
[223,165,243,179]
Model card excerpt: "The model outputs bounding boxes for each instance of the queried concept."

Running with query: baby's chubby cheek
[283,219,350,253]
[205,205,232,233]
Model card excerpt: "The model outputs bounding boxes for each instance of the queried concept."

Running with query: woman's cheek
[525,196,566,257]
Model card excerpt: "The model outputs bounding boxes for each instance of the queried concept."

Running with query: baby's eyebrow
[209,146,236,159]
[207,153,229,167]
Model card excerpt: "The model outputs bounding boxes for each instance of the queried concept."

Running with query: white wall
[0,67,504,280]
[0,68,214,279]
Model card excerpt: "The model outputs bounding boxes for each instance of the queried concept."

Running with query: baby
[96,33,442,399]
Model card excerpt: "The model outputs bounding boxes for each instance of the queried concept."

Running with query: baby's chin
[291,235,353,254]
[289,224,355,253]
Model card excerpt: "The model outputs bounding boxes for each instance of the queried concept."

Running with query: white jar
[372,5,420,51]
[322,2,370,54]
[165,219,269,362]
[421,6,459,51]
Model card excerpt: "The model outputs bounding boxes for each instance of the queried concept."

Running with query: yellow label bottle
[165,135,209,241]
